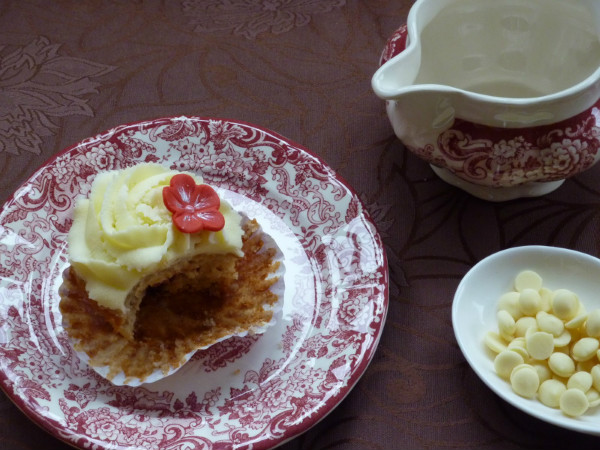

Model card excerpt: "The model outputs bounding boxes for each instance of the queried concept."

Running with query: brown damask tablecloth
[2,1,600,449]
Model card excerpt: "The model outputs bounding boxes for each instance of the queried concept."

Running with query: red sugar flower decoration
[162,174,225,234]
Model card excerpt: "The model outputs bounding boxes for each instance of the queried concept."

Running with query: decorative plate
[0,117,388,449]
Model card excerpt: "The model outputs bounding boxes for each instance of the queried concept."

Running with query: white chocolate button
[510,364,540,398]
[538,379,566,408]
[515,316,537,337]
[526,331,554,360]
[507,337,529,359]
[519,288,541,316]
[514,270,542,292]
[497,291,523,320]
[572,337,599,362]
[553,329,571,348]
[560,388,589,417]
[507,336,526,348]
[565,313,587,330]
[524,324,540,339]
[497,310,516,340]
[567,371,593,392]
[551,289,579,320]
[539,288,552,312]
[536,311,564,337]
[484,331,507,353]
[586,309,600,337]
[548,352,575,378]
[494,350,524,379]
[587,388,600,407]
[510,363,531,376]
[532,363,551,384]
[590,365,600,391]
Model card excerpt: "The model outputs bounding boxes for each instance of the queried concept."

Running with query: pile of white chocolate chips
[484,270,600,417]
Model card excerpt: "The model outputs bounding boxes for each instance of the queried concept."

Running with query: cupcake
[59,163,283,385]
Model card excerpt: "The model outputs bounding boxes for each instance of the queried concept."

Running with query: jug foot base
[430,166,565,202]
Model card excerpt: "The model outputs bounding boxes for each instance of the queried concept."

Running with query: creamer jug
[372,0,600,201]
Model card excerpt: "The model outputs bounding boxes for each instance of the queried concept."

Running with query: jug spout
[372,37,422,101]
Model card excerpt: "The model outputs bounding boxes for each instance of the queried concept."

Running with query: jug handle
[379,24,409,66]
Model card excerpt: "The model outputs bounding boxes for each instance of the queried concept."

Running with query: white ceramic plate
[453,245,600,435]
[0,116,388,449]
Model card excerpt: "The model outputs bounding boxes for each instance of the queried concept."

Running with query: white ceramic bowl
[453,245,600,435]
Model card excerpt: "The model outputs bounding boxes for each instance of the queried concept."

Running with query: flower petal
[194,209,225,232]
[163,173,197,213]
[191,184,221,211]
[162,187,184,213]
[172,173,197,203]
[172,210,205,234]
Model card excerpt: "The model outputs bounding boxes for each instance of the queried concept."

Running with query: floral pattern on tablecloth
[0,36,115,155]
[182,0,347,39]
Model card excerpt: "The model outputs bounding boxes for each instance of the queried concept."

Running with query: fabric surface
[2,0,600,449]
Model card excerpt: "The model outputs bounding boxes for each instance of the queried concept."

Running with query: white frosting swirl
[68,163,243,311]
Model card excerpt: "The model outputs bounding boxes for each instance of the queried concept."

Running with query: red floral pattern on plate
[0,116,388,450]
